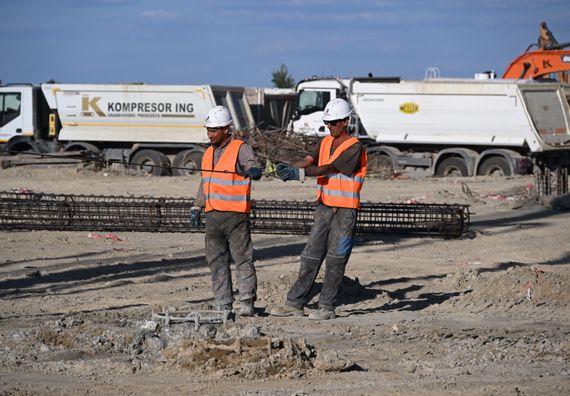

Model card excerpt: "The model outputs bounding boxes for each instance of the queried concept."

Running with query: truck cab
[0,85,31,153]
[0,84,54,154]
[289,78,347,136]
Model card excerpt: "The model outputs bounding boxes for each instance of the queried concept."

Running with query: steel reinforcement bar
[0,192,470,238]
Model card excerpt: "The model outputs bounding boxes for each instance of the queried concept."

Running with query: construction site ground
[0,165,568,395]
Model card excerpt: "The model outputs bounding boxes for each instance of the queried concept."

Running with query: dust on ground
[0,165,568,395]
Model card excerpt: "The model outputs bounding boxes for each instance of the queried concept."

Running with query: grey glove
[246,166,262,181]
[275,163,300,181]
[190,206,202,227]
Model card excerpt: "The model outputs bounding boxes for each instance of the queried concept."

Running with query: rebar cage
[0,192,470,238]
[536,167,569,197]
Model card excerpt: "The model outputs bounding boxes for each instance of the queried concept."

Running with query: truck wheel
[435,157,468,177]
[478,156,511,177]
[172,150,203,176]
[131,150,171,176]
[5,138,34,155]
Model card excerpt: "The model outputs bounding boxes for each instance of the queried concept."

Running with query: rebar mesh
[0,192,469,238]
[536,167,569,196]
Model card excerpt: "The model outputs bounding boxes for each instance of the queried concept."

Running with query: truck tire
[435,157,468,177]
[478,156,511,177]
[172,150,203,176]
[5,137,34,155]
[131,149,171,176]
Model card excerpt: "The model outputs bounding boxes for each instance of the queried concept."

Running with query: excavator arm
[502,49,570,81]
[503,22,570,82]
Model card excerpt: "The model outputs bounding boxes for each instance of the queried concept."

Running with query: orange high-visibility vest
[202,139,251,213]
[316,135,367,209]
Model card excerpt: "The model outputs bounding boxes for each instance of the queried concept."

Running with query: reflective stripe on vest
[316,135,367,209]
[202,139,251,213]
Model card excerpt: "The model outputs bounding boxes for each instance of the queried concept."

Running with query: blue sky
[2,0,569,87]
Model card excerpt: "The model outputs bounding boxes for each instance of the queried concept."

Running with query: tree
[271,63,295,88]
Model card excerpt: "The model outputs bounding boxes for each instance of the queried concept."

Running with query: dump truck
[0,82,255,175]
[289,76,570,177]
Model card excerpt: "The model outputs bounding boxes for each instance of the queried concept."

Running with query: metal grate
[0,192,469,238]
[536,166,569,196]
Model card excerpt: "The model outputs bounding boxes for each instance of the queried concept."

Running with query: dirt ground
[0,164,568,395]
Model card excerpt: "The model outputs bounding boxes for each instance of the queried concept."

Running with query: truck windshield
[296,90,330,116]
[0,93,21,127]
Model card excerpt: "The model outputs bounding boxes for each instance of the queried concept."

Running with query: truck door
[0,90,24,147]
[290,88,336,136]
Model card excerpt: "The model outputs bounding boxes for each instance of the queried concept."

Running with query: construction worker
[191,105,262,317]
[270,98,367,320]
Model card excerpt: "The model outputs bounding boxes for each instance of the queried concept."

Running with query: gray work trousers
[205,211,257,305]
[286,203,357,310]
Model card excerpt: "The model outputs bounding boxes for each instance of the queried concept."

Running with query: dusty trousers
[205,211,257,305]
[286,203,357,310]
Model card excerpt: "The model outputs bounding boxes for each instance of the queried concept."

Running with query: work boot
[308,308,336,320]
[269,304,305,317]
[240,299,254,317]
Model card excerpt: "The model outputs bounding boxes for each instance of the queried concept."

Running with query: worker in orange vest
[270,98,367,320]
[191,105,262,317]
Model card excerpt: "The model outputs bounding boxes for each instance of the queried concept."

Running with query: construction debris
[236,128,395,177]
[236,128,317,168]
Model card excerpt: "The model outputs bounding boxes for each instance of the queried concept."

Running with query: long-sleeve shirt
[195,136,259,208]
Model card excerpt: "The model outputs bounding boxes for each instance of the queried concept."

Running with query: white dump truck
[290,76,570,176]
[0,82,254,175]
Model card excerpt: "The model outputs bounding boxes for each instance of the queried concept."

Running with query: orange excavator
[503,22,570,82]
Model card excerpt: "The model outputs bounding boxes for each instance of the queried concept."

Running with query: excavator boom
[502,49,570,80]
[503,22,570,82]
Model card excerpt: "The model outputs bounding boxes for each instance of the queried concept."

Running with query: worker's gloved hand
[190,206,202,227]
[246,166,262,181]
[276,163,300,181]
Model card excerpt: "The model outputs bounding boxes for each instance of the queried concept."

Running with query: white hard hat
[205,105,233,128]
[322,98,352,121]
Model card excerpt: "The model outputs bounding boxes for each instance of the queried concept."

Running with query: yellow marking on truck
[62,123,204,128]
[82,96,105,117]
[49,114,57,137]
[195,89,206,100]
[399,102,419,114]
